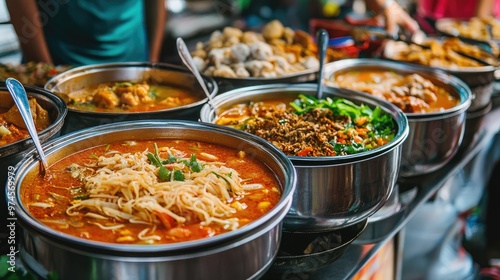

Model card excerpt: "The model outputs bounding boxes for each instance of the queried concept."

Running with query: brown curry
[330,70,460,113]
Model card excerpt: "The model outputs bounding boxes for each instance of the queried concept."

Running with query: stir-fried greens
[215,94,397,157]
[290,94,395,155]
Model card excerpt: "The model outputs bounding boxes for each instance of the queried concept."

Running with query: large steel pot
[199,83,409,231]
[1,84,66,253]
[12,120,296,280]
[323,59,472,177]
[383,41,494,112]
[44,62,218,134]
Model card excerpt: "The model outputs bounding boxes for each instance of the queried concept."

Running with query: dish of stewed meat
[329,70,460,113]
[215,95,396,157]
[0,92,50,147]
[65,81,200,113]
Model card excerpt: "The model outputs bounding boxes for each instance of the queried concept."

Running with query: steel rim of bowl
[0,85,67,158]
[322,58,473,120]
[213,68,318,83]
[13,120,296,254]
[44,62,218,116]
[381,41,498,73]
[199,83,409,164]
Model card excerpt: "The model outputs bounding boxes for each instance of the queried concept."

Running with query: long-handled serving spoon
[6,77,48,177]
[176,37,214,107]
[316,28,329,100]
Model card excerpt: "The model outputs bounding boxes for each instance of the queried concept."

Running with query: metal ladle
[6,78,48,176]
[176,37,213,107]
[316,29,329,100]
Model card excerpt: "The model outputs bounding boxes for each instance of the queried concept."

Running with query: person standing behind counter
[6,0,166,66]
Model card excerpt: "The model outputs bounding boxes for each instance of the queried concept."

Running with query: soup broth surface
[22,139,282,245]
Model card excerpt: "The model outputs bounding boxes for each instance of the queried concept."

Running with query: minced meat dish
[215,95,396,157]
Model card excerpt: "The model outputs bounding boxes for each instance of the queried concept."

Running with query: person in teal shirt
[6,0,166,66]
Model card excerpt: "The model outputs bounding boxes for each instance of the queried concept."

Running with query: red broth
[21,139,282,244]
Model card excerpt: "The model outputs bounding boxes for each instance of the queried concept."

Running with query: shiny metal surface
[263,219,368,279]
[0,85,66,254]
[323,59,472,177]
[213,69,318,94]
[353,186,417,244]
[5,78,48,175]
[44,62,218,134]
[199,83,409,231]
[13,120,296,280]
[177,37,214,105]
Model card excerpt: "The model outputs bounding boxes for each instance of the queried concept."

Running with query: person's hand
[382,0,420,36]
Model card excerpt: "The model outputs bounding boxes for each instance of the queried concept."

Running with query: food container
[44,62,218,134]
[383,41,494,112]
[199,83,409,231]
[323,59,472,177]
[353,185,417,244]
[213,70,317,94]
[0,84,67,253]
[12,120,296,280]
[435,18,500,48]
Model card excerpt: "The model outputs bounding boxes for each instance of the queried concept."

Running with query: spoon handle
[176,37,213,105]
[6,78,48,175]
[316,28,329,100]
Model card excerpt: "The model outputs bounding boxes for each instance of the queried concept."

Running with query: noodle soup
[21,139,282,245]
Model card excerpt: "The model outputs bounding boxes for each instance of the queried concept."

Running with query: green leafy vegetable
[173,170,185,181]
[289,94,397,155]
[158,166,170,182]
[147,143,202,182]
[184,154,203,172]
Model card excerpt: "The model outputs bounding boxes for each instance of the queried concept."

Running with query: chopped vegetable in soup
[330,70,460,113]
[216,95,396,157]
[22,140,282,245]
[67,81,200,112]
[0,92,50,146]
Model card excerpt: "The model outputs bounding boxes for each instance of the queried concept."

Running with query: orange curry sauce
[21,139,282,245]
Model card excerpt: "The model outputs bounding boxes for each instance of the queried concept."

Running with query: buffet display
[12,121,296,280]
[2,15,500,280]
[323,59,472,177]
[200,83,408,231]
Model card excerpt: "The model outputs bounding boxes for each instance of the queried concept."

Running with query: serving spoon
[5,77,48,177]
[316,29,329,100]
[176,37,214,107]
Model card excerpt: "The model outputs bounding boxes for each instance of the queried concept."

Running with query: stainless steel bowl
[1,85,67,253]
[213,69,317,94]
[44,62,218,134]
[12,120,296,280]
[323,59,472,177]
[199,83,409,231]
[383,41,494,112]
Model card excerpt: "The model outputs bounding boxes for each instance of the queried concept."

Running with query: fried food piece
[4,98,50,130]
[262,20,284,40]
